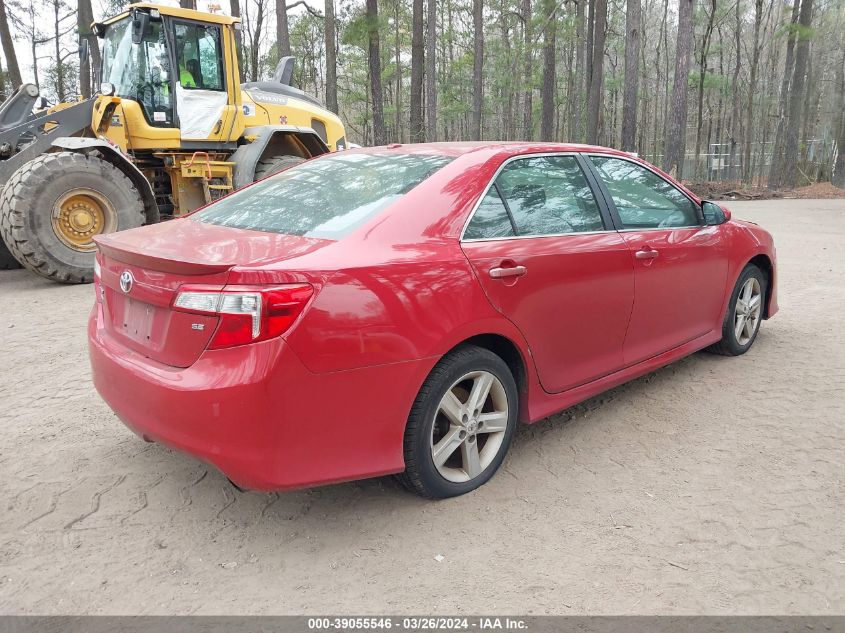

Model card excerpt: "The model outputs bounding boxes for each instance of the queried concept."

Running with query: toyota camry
[88,142,778,498]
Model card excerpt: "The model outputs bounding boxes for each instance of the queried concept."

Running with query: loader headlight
[100,82,115,96]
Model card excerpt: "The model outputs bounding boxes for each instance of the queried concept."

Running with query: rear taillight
[173,284,314,349]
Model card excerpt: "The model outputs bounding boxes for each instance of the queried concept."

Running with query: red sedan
[88,143,778,498]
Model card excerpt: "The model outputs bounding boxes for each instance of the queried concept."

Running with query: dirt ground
[684,181,845,201]
[0,199,843,615]
[684,180,845,201]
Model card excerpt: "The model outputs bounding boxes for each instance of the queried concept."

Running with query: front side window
[174,22,224,90]
[101,17,173,126]
[495,156,604,236]
[591,156,699,229]
[194,153,452,239]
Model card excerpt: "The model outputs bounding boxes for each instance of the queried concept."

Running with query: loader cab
[98,5,242,145]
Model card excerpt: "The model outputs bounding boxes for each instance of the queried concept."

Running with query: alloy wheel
[734,277,762,346]
[430,370,509,483]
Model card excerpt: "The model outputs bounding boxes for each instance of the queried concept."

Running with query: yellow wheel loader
[0,2,346,283]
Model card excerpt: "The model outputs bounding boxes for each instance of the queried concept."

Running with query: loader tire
[0,237,22,269]
[253,154,306,180]
[0,152,146,284]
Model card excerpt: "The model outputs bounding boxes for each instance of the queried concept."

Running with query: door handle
[635,247,659,260]
[489,265,527,279]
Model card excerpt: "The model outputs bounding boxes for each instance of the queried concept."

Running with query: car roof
[343,141,634,159]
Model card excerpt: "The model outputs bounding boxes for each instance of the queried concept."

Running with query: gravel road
[0,199,843,615]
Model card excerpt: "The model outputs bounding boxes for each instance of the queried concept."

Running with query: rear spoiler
[95,236,234,276]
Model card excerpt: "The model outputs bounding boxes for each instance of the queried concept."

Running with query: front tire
[0,152,146,284]
[707,263,767,356]
[253,154,306,180]
[398,345,518,499]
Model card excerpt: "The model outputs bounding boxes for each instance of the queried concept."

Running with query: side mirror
[78,38,89,65]
[702,200,730,225]
[272,56,296,86]
[131,11,151,44]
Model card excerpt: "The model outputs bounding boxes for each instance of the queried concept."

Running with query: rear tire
[706,263,767,356]
[253,154,306,180]
[0,152,146,284]
[397,345,519,499]
[0,237,22,269]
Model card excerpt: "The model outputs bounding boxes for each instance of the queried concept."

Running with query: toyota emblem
[119,270,134,294]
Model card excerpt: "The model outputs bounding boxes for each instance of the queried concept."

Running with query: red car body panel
[88,142,778,491]
[89,306,435,490]
[462,233,634,393]
[618,226,729,365]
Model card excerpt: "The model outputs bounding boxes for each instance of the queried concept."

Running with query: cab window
[173,22,224,91]
[101,16,173,127]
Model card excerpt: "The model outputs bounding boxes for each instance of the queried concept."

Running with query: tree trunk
[230,0,245,82]
[249,0,266,82]
[521,0,532,140]
[712,24,725,180]
[447,0,455,139]
[693,0,715,179]
[53,0,65,101]
[367,0,387,145]
[726,0,742,180]
[393,1,402,141]
[660,0,670,160]
[663,0,694,177]
[425,0,437,140]
[571,0,585,141]
[539,0,556,140]
[586,0,594,92]
[76,0,100,99]
[651,0,668,161]
[324,0,338,113]
[471,0,484,140]
[275,0,291,60]
[410,0,425,142]
[501,0,513,140]
[620,0,640,152]
[779,0,813,188]
[743,0,763,182]
[768,0,800,188]
[585,0,606,144]
[30,19,39,90]
[833,49,845,187]
[800,53,816,153]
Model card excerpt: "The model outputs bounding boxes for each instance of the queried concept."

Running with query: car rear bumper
[88,304,432,491]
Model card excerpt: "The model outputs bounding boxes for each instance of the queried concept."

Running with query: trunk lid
[95,218,330,368]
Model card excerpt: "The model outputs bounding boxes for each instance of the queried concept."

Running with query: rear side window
[591,156,699,228]
[496,156,603,237]
[464,187,516,239]
[194,153,452,239]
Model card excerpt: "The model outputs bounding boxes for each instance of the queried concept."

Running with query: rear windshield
[193,152,453,239]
